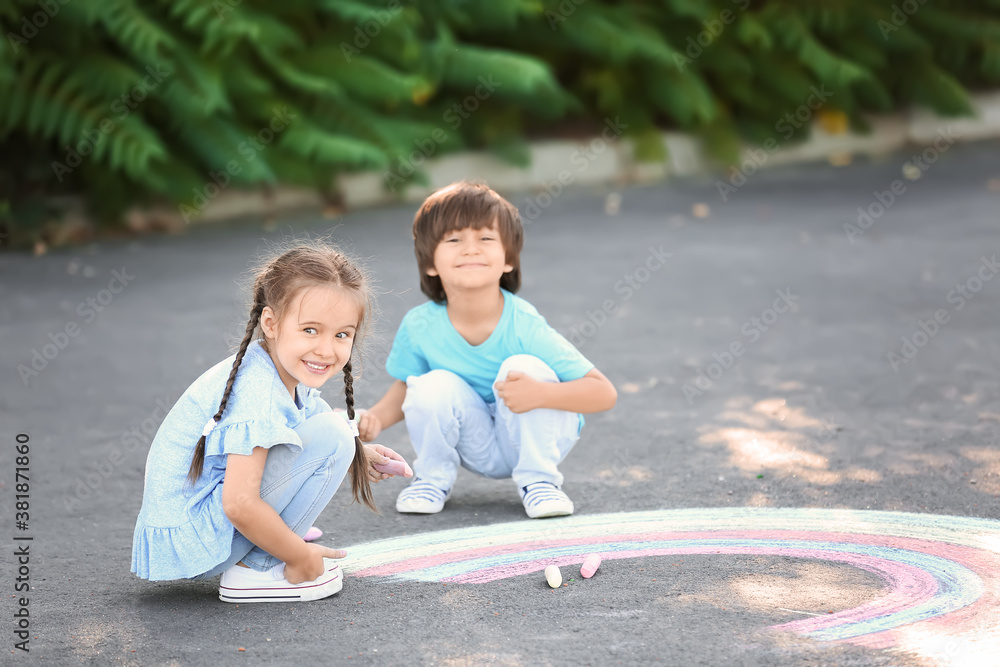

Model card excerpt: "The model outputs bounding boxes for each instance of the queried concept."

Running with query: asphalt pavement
[3,139,1000,666]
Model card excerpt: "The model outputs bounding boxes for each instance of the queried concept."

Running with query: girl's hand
[364,444,413,482]
[358,409,383,441]
[283,543,347,584]
[494,371,546,413]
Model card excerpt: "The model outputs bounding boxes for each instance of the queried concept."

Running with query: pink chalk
[303,526,323,542]
[580,553,602,578]
[374,459,412,477]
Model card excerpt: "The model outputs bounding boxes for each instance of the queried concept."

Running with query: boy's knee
[404,369,467,413]
[498,354,558,383]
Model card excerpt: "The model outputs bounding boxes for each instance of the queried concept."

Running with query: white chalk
[544,565,562,588]
[580,553,602,578]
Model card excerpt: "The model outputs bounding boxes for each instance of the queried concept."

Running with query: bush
[1,0,997,246]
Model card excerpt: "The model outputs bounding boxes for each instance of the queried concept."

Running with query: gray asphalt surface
[3,139,1000,666]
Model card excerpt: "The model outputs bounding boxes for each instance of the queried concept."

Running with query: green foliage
[0,0,997,245]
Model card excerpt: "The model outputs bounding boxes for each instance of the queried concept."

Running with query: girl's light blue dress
[131,340,333,581]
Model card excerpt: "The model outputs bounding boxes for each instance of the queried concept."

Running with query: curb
[173,90,1000,226]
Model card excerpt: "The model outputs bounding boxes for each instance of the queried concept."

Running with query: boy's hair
[186,241,377,512]
[412,181,523,303]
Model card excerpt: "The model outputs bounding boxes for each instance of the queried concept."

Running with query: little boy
[360,181,617,518]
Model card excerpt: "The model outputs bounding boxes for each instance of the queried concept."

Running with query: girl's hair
[412,181,523,304]
[186,242,377,512]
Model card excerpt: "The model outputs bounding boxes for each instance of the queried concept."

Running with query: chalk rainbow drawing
[343,508,1000,663]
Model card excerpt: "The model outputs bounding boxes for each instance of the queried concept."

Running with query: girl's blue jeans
[195,411,355,577]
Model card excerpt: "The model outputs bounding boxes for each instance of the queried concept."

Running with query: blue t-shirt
[131,340,335,581]
[386,289,594,403]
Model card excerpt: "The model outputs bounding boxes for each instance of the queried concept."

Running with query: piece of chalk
[580,553,602,578]
[303,526,323,542]
[374,459,411,476]
[544,565,562,589]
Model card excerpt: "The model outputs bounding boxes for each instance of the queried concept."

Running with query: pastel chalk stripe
[342,509,1000,572]
[352,537,980,641]
[340,509,1000,650]
[411,540,979,636]
[441,545,945,641]
[349,529,987,580]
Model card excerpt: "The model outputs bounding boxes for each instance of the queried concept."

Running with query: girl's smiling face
[260,285,361,398]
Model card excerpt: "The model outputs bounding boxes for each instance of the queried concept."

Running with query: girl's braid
[343,359,376,511]
[186,285,266,485]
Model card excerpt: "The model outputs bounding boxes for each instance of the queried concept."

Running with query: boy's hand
[363,443,413,482]
[494,371,545,413]
[358,410,383,441]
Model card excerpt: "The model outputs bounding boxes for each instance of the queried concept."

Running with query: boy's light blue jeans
[196,411,355,577]
[402,354,581,491]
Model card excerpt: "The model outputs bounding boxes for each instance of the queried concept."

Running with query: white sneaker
[218,559,342,603]
[520,482,574,518]
[396,478,451,514]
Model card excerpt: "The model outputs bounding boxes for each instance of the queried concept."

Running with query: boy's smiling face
[427,223,513,295]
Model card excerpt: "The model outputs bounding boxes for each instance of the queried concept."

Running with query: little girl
[131,243,410,603]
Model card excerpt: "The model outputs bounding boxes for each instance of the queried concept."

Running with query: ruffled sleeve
[203,418,303,459]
